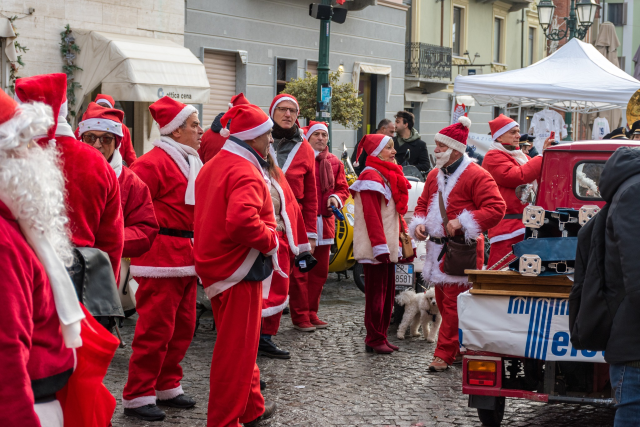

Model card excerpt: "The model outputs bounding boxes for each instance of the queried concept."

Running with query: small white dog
[395,288,442,342]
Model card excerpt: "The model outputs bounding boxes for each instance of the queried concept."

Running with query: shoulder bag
[438,191,477,276]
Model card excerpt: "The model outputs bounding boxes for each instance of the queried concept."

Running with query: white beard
[435,148,454,168]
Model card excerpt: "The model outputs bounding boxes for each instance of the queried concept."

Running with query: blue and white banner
[458,292,606,363]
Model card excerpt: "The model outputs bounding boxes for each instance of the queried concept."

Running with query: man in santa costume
[95,94,137,165]
[289,120,350,328]
[270,93,319,331]
[198,92,251,163]
[123,96,203,421]
[14,73,124,282]
[195,103,280,426]
[77,102,159,283]
[409,116,505,372]
[482,114,553,270]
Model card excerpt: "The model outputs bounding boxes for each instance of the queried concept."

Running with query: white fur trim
[270,97,299,117]
[159,105,198,135]
[232,117,274,141]
[318,238,334,245]
[316,216,334,246]
[489,227,525,244]
[262,296,290,318]
[96,98,113,108]
[408,215,428,240]
[329,194,344,209]
[492,120,518,141]
[271,179,300,256]
[299,243,312,252]
[122,395,156,409]
[78,118,123,137]
[281,141,302,174]
[434,133,466,153]
[371,136,392,157]
[307,232,318,240]
[372,244,390,257]
[153,139,189,180]
[349,167,392,203]
[457,209,481,242]
[421,240,469,286]
[305,123,328,140]
[59,100,68,120]
[130,265,196,278]
[156,385,184,401]
[205,248,261,299]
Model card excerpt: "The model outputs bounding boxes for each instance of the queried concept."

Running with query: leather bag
[399,217,414,259]
[438,191,477,276]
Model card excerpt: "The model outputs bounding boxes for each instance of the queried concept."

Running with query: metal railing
[405,42,452,80]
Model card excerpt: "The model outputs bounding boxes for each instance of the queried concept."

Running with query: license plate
[395,264,414,289]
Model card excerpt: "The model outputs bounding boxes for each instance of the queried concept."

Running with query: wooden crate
[464,269,573,298]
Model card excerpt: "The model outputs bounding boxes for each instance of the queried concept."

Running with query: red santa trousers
[434,284,471,365]
[487,235,521,270]
[208,280,264,427]
[363,263,395,347]
[289,245,331,325]
[123,276,197,406]
[262,233,293,336]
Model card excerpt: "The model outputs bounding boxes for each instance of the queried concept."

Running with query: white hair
[0,102,74,266]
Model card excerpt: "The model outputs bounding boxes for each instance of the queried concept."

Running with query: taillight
[467,360,497,387]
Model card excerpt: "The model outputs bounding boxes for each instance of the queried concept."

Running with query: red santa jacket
[195,138,279,299]
[118,166,159,258]
[409,155,505,285]
[75,123,136,165]
[0,201,74,426]
[315,149,350,245]
[281,140,318,238]
[129,144,195,278]
[49,134,124,282]
[482,150,543,244]
[198,128,227,163]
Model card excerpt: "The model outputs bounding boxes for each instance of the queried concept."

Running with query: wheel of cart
[475,396,505,427]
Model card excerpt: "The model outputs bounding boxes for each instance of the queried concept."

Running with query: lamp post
[537,0,600,139]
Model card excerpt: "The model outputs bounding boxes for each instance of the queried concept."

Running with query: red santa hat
[269,94,299,118]
[94,94,115,108]
[220,104,274,141]
[149,96,198,135]
[78,102,125,146]
[434,116,471,153]
[302,120,329,140]
[0,88,18,127]
[14,73,67,143]
[228,93,250,109]
[489,114,519,142]
[353,134,392,166]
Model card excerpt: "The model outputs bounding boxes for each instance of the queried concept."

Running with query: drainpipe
[521,9,525,69]
[441,0,444,46]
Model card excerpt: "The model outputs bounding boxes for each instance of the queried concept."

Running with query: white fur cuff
[457,210,481,242]
[299,243,312,253]
[409,215,429,240]
[122,395,156,409]
[307,232,318,240]
[156,385,184,401]
[372,244,390,257]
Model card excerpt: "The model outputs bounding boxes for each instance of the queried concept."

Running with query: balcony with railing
[405,42,452,81]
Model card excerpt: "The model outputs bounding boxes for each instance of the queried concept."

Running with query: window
[574,162,604,200]
[453,7,462,56]
[494,17,503,63]
[528,27,535,65]
[608,3,626,26]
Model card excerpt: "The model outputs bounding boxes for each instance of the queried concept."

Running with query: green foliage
[7,16,28,94]
[282,70,363,130]
[60,25,82,117]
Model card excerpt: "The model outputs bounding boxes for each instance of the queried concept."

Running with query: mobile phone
[550,131,555,140]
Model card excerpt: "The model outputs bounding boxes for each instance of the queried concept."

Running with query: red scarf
[316,147,335,194]
[365,156,411,215]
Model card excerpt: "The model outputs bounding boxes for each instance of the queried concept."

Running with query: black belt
[159,227,194,238]
[503,214,522,220]
[429,236,447,245]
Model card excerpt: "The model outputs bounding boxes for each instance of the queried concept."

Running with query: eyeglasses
[275,106,298,115]
[82,134,115,145]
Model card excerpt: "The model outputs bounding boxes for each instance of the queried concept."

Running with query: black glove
[295,251,318,272]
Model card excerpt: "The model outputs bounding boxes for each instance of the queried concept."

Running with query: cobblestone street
[106,275,615,427]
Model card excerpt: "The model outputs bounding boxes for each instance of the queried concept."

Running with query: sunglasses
[82,134,115,145]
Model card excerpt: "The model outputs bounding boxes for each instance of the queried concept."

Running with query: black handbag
[242,252,274,281]
[438,191,478,276]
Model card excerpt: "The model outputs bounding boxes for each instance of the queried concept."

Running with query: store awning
[352,62,392,102]
[72,30,210,114]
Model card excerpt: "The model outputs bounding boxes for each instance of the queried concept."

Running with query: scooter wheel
[353,262,365,293]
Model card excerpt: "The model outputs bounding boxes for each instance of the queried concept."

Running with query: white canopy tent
[72,31,210,116]
[454,38,640,114]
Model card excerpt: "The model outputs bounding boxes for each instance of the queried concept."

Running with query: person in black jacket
[393,111,430,173]
[598,146,640,426]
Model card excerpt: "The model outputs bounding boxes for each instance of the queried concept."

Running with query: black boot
[243,401,277,426]
[260,379,266,390]
[258,337,291,359]
[156,394,196,409]
[124,404,166,421]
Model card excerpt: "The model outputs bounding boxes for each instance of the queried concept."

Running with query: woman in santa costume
[482,114,553,269]
[198,93,251,163]
[350,134,413,354]
[409,117,505,371]
[0,88,119,427]
[77,103,159,285]
[14,73,124,283]
[290,120,350,328]
[195,103,281,426]
[269,93,319,331]
[123,97,204,421]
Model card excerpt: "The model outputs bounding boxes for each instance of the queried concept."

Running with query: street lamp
[537,0,599,41]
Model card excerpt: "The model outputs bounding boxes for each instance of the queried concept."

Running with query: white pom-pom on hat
[458,115,471,128]
[220,127,230,138]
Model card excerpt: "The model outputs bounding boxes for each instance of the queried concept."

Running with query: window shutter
[202,51,237,128]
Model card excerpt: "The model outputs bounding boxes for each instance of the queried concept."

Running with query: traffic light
[309,3,348,23]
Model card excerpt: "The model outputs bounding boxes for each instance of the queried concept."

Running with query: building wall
[184,0,407,156]
[1,0,184,89]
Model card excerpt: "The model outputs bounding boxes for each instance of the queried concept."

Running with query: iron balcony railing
[405,42,452,80]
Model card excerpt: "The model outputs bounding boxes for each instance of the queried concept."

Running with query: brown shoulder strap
[438,191,450,237]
